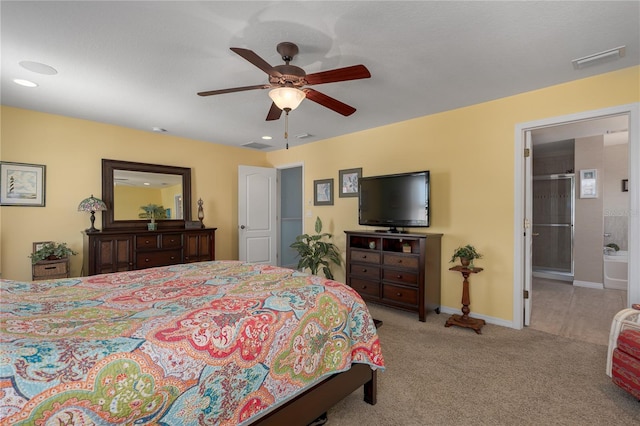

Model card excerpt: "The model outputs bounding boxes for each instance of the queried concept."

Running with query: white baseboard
[572,280,604,289]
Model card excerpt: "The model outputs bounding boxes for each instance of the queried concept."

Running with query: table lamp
[78,194,108,233]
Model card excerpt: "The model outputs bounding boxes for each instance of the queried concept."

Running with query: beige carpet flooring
[326,299,639,425]
[529,277,627,346]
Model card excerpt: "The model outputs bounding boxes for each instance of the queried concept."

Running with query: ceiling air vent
[572,46,625,69]
[243,142,272,150]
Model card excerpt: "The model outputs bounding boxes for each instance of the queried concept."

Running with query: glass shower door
[532,174,574,277]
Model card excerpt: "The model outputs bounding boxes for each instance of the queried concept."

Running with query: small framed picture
[0,162,46,206]
[622,179,628,192]
[579,169,597,199]
[339,168,362,198]
[314,178,334,206]
[33,241,52,253]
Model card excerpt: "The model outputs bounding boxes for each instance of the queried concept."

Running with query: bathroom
[532,117,629,292]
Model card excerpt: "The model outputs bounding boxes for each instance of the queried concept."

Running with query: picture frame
[622,179,628,192]
[314,178,334,206]
[339,168,362,198]
[33,241,53,253]
[0,161,46,206]
[579,169,597,199]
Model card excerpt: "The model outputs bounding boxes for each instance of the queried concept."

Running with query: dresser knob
[145,258,150,262]
[362,255,367,259]
[397,274,402,279]
[170,256,175,260]
[362,285,367,289]
[362,268,367,272]
[396,292,402,297]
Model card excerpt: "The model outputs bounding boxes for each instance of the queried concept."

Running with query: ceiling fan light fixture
[269,87,305,111]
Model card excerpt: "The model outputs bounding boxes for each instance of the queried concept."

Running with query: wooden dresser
[345,230,442,322]
[83,228,216,276]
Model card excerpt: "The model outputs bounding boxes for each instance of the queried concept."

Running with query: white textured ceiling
[2,1,639,151]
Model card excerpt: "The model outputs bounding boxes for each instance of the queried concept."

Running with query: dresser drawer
[136,250,181,268]
[350,249,381,264]
[350,278,380,298]
[136,235,160,249]
[382,268,418,286]
[162,234,183,248]
[349,263,380,280]
[383,253,419,269]
[383,284,418,306]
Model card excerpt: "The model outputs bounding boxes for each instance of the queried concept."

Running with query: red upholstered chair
[607,304,640,400]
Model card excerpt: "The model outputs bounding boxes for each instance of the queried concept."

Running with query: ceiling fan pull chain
[285,110,289,149]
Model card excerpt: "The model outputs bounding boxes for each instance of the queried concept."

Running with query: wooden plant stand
[445,265,485,334]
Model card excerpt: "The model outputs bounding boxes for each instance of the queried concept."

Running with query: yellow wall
[267,66,640,323]
[1,66,638,324]
[0,108,269,280]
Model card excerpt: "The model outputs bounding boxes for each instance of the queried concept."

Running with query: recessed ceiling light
[19,61,58,75]
[143,182,151,186]
[152,127,167,132]
[13,79,38,88]
[261,136,272,140]
[296,133,312,139]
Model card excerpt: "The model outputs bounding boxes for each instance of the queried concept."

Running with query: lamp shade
[77,195,107,212]
[268,87,305,111]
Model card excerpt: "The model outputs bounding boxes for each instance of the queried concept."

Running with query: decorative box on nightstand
[32,258,70,281]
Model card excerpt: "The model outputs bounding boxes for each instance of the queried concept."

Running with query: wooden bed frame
[250,363,377,425]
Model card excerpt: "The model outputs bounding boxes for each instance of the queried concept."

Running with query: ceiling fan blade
[266,102,283,121]
[305,65,371,85]
[230,47,282,77]
[197,84,270,97]
[303,88,356,116]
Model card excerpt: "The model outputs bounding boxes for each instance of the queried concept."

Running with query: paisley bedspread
[0,261,384,425]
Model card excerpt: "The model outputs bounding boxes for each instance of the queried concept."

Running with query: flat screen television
[358,170,430,232]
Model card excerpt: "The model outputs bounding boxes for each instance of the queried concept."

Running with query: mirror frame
[102,159,192,230]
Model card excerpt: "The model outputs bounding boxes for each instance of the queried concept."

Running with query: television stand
[345,230,442,321]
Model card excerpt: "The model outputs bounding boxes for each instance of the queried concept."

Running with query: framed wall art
[339,167,362,198]
[0,162,46,206]
[314,178,334,206]
[579,169,597,199]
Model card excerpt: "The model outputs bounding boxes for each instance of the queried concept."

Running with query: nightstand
[32,258,70,281]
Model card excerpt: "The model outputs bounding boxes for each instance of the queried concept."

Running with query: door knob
[240,225,246,229]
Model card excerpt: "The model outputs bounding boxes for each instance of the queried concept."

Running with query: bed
[0,261,384,425]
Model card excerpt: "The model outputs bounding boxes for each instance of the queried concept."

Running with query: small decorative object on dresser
[197,198,205,227]
[139,203,167,231]
[77,194,108,233]
[30,241,77,280]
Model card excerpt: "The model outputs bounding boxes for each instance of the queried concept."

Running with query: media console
[345,230,442,322]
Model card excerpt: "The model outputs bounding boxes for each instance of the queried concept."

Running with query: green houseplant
[450,244,482,267]
[29,242,78,264]
[139,204,167,230]
[290,216,342,280]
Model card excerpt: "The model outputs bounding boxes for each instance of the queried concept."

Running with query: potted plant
[290,216,342,280]
[139,204,167,230]
[450,244,482,268]
[29,242,78,264]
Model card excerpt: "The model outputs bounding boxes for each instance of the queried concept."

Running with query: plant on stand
[29,242,78,264]
[450,244,482,268]
[290,216,342,280]
[139,204,167,230]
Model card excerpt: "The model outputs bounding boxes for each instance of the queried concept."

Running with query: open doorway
[514,103,639,331]
[528,117,629,344]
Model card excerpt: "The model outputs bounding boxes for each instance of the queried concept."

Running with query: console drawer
[349,263,380,280]
[162,233,183,248]
[136,235,159,249]
[383,284,418,306]
[136,250,181,268]
[382,268,418,286]
[350,249,381,264]
[349,278,380,298]
[383,253,419,269]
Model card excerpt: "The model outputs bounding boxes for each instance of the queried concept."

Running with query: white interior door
[524,130,533,326]
[238,165,277,264]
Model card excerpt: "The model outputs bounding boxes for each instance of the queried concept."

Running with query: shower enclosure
[532,174,575,279]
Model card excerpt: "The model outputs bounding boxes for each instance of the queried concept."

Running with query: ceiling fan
[197,42,371,121]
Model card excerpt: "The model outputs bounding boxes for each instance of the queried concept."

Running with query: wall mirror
[102,159,192,230]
